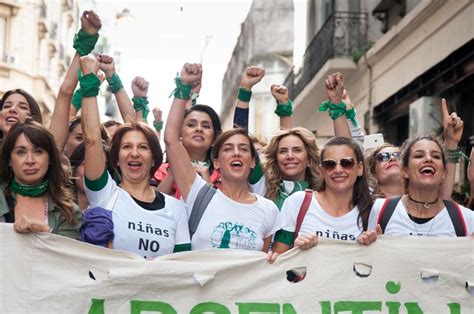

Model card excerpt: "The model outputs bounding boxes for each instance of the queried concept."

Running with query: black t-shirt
[131,191,166,211]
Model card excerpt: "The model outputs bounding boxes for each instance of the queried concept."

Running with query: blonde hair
[262,127,320,201]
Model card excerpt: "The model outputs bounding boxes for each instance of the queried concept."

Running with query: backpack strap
[189,184,217,239]
[443,200,467,237]
[377,196,402,233]
[294,189,313,242]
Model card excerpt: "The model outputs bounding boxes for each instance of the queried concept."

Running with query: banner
[0,224,472,313]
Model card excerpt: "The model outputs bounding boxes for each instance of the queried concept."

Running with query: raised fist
[79,55,99,75]
[271,84,289,104]
[80,10,101,35]
[325,72,344,104]
[131,76,149,98]
[152,107,163,122]
[180,63,202,86]
[442,98,464,145]
[97,54,115,78]
[240,66,265,90]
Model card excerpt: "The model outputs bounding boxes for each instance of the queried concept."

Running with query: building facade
[285,0,473,181]
[220,0,294,140]
[0,0,80,127]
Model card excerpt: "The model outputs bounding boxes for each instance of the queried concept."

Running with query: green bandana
[319,100,346,120]
[10,178,48,197]
[153,121,164,132]
[78,71,101,97]
[132,97,150,120]
[73,29,99,56]
[106,73,123,93]
[345,107,358,126]
[274,180,309,210]
[71,88,83,110]
[274,99,293,117]
[169,74,192,100]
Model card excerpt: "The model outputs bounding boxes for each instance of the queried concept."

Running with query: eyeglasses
[376,151,400,162]
[321,158,356,170]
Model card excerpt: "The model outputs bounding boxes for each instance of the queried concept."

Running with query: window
[0,16,6,62]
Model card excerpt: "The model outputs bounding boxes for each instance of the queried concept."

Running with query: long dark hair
[318,137,372,230]
[0,120,77,224]
[1,89,43,123]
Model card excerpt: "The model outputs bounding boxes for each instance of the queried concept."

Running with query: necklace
[408,194,438,208]
[406,209,435,236]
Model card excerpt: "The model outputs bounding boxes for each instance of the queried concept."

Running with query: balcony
[284,11,368,100]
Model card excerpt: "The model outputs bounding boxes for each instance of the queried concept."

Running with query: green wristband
[274,99,293,117]
[78,72,100,97]
[238,88,252,102]
[73,29,99,56]
[71,89,83,110]
[445,148,471,164]
[132,97,150,120]
[106,73,123,93]
[319,100,346,120]
[153,121,164,132]
[169,74,192,100]
[345,107,358,126]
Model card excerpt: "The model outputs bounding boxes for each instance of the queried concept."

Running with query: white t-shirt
[279,191,363,241]
[368,198,474,237]
[186,174,284,251]
[85,173,190,258]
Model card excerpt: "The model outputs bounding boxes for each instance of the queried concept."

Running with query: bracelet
[445,148,471,164]
[153,121,164,132]
[132,97,150,120]
[71,89,83,110]
[72,29,99,56]
[169,74,192,100]
[106,73,123,93]
[345,107,359,126]
[274,100,293,117]
[319,100,346,120]
[237,88,252,102]
[78,72,101,97]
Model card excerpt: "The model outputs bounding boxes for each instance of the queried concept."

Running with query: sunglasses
[376,151,400,162]
[321,157,356,170]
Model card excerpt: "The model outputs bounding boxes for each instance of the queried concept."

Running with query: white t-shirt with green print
[186,174,284,251]
[275,190,363,245]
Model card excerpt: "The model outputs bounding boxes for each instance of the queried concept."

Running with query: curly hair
[0,120,77,224]
[262,127,320,201]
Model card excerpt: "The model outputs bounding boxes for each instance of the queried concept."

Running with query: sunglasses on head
[376,151,400,162]
[321,157,356,170]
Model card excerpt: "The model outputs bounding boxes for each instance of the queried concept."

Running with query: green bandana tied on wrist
[132,97,150,120]
[445,148,471,163]
[345,107,358,126]
[71,89,83,110]
[319,100,346,120]
[169,74,192,100]
[274,99,293,117]
[153,121,164,132]
[73,29,99,56]
[10,178,48,197]
[106,73,123,93]
[237,88,252,102]
[78,72,101,97]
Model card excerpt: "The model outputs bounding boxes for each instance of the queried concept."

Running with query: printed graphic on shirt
[211,222,257,250]
[315,229,356,241]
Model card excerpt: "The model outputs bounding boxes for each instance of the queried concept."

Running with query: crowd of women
[1,11,473,262]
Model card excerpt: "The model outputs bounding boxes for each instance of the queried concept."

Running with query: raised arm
[321,72,352,139]
[164,63,203,200]
[271,84,292,129]
[468,148,474,205]
[131,76,150,123]
[232,66,265,128]
[439,98,464,200]
[152,107,163,140]
[50,10,101,152]
[80,55,106,181]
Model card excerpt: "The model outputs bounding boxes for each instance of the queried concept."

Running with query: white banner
[0,224,472,313]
